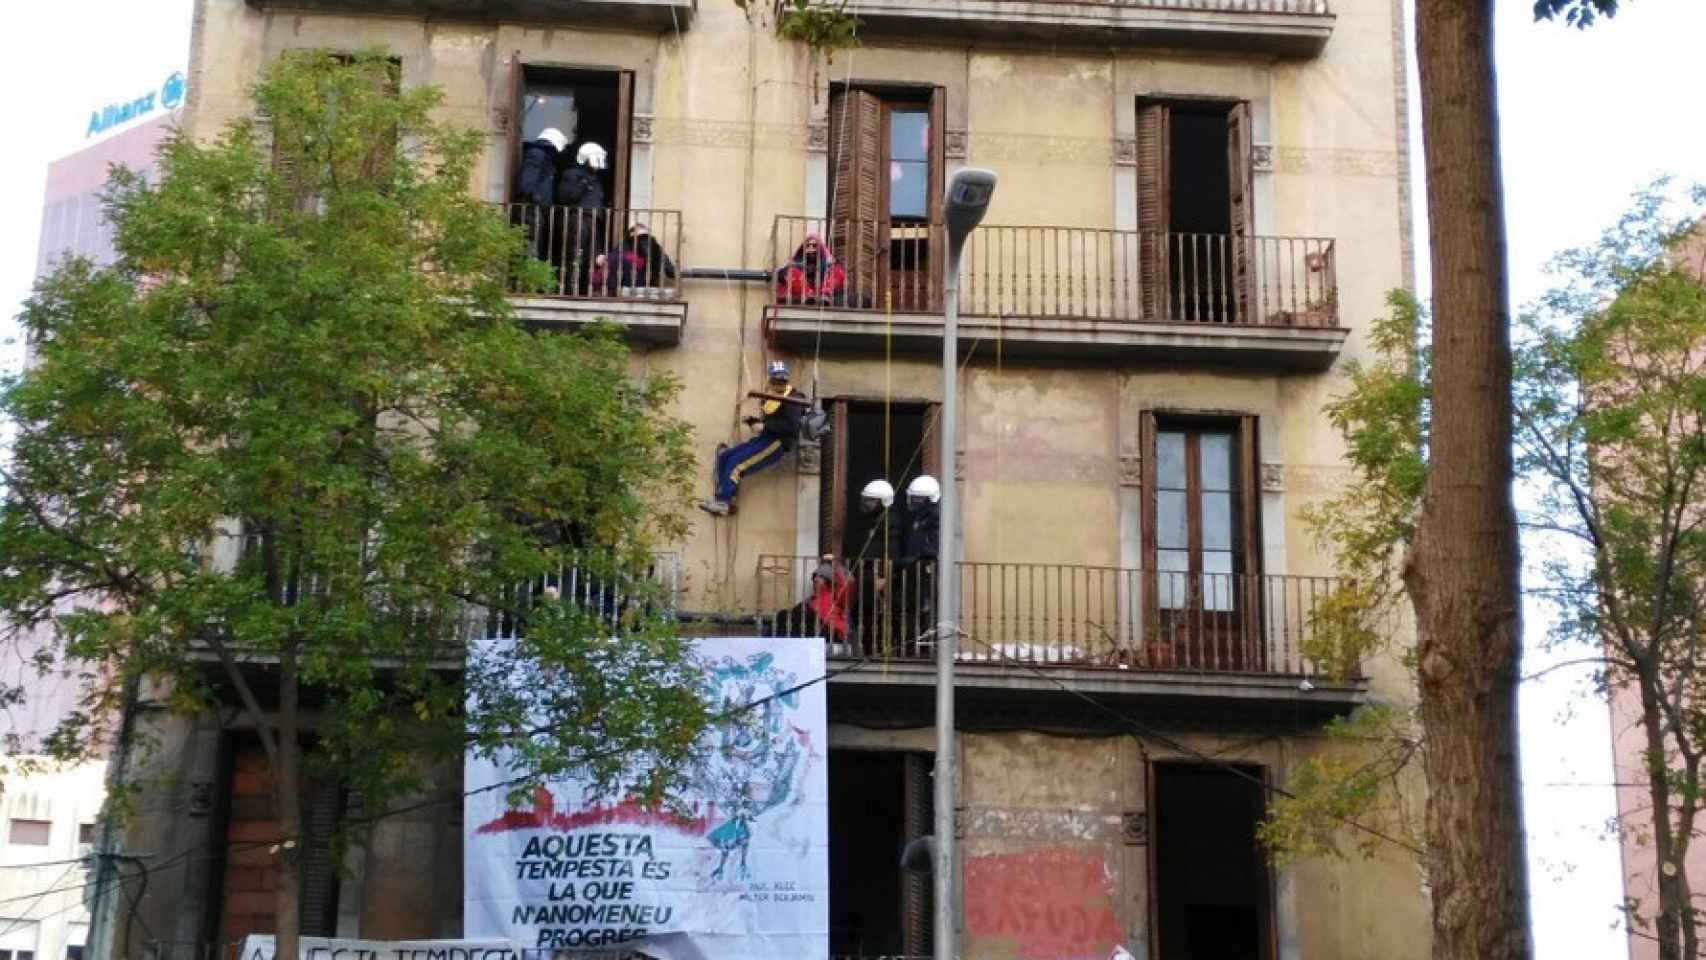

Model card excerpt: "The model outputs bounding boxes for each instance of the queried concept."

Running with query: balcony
[834,0,1332,57]
[765,216,1346,372]
[743,555,1366,722]
[504,205,687,345]
[245,0,695,31]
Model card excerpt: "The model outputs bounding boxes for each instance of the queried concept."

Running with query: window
[829,751,932,957]
[7,819,50,846]
[65,948,82,960]
[1154,427,1240,612]
[77,823,96,847]
[1142,414,1262,669]
[827,84,945,311]
[508,65,634,211]
[0,949,38,960]
[1135,99,1253,322]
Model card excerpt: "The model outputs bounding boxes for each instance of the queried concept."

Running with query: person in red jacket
[775,233,846,306]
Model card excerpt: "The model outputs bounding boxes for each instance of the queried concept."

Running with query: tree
[1264,184,1706,960]
[1409,0,1530,953]
[1517,184,1706,960]
[0,51,707,960]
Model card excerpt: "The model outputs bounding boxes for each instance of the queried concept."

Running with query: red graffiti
[475,786,715,836]
[964,848,1122,960]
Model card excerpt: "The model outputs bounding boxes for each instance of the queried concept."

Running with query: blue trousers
[715,433,788,502]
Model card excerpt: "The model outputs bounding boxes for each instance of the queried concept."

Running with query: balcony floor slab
[513,296,686,345]
[766,305,1346,372]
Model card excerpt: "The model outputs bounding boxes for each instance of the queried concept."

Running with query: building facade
[112,0,1428,956]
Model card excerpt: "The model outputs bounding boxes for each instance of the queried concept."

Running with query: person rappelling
[699,361,808,516]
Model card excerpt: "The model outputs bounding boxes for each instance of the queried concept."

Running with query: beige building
[0,761,106,960]
[111,0,1428,957]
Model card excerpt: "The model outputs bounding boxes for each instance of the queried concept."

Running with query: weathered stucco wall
[144,0,1432,955]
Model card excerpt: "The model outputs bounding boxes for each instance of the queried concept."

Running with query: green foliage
[775,0,861,61]
[1297,289,1428,678]
[1533,0,1621,28]
[730,0,861,61]
[1258,705,1421,864]
[0,50,705,827]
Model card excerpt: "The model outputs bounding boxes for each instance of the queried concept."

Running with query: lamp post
[935,167,996,960]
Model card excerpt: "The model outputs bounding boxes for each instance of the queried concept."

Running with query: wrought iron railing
[1040,0,1330,11]
[504,204,682,301]
[771,216,1338,328]
[754,555,1352,677]
[473,553,682,642]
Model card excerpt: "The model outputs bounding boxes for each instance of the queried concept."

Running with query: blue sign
[86,71,187,138]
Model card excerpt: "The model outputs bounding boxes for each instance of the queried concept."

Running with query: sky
[4,0,1706,955]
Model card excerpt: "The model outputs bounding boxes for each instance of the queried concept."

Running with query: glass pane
[1202,551,1234,612]
[890,109,930,162]
[890,160,928,219]
[1157,491,1188,550]
[1201,491,1233,550]
[1157,431,1186,489]
[522,86,579,144]
[1158,550,1189,610]
[1202,432,1234,491]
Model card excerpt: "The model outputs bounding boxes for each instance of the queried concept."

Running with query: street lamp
[934,166,995,960]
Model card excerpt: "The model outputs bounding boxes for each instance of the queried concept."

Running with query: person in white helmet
[894,474,942,646]
[557,141,610,294]
[514,127,568,264]
[700,361,803,516]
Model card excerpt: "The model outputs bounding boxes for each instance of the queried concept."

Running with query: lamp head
[943,168,998,252]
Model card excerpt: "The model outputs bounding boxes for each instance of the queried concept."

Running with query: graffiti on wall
[964,847,1122,960]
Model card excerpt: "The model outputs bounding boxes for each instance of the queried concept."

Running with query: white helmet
[538,128,568,152]
[860,479,895,508]
[907,475,941,504]
[576,142,608,171]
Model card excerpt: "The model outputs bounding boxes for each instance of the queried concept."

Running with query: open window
[1136,99,1253,323]
[1141,413,1262,669]
[819,398,941,561]
[826,84,946,311]
[829,750,933,957]
[1150,762,1274,960]
[508,64,633,210]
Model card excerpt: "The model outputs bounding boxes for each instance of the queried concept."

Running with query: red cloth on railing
[776,234,846,306]
[807,561,855,641]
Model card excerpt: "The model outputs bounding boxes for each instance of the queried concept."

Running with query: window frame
[1140,411,1263,670]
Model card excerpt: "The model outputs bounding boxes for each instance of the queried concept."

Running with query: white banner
[464,637,829,960]
[235,937,518,960]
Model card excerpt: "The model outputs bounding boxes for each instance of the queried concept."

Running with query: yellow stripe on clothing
[730,439,783,482]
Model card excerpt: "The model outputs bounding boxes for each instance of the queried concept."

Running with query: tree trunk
[1637,670,1684,960]
[1406,1,1529,959]
[273,645,303,960]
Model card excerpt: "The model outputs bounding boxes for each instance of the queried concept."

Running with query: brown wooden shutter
[902,753,934,957]
[1237,415,1262,670]
[828,88,884,309]
[1225,102,1254,323]
[819,400,850,557]
[613,70,634,212]
[922,402,943,480]
[299,778,344,936]
[1140,411,1159,649]
[505,55,524,202]
[1136,103,1171,321]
